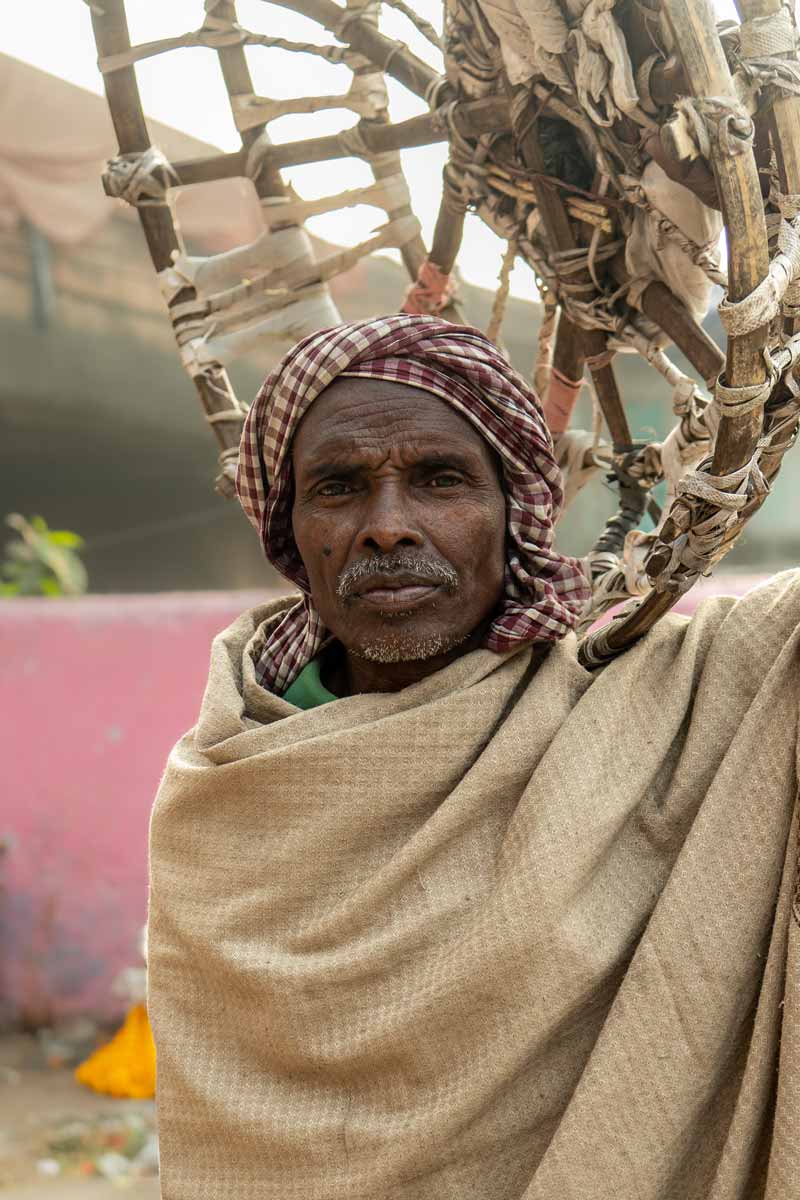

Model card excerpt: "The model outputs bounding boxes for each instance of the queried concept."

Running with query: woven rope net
[90,0,800,665]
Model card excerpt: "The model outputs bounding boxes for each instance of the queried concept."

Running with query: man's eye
[316,481,354,497]
[428,473,463,488]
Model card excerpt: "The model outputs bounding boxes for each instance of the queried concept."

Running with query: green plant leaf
[49,531,85,548]
[2,514,88,596]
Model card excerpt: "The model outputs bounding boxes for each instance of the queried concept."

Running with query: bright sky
[6,0,740,299]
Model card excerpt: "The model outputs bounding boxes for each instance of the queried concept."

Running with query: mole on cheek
[322,546,332,557]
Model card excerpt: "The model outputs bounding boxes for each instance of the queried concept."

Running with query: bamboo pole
[338,0,463,324]
[90,0,246,495]
[167,151,245,187]
[580,0,771,662]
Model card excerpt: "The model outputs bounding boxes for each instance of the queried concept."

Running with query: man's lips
[350,575,442,609]
[357,584,438,607]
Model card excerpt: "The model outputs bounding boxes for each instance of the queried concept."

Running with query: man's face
[291,377,507,665]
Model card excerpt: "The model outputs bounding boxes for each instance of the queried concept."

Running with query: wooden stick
[414,171,465,325]
[541,311,586,440]
[167,151,245,187]
[274,98,509,169]
[90,2,178,272]
[742,0,800,342]
[343,0,427,286]
[215,3,308,203]
[608,253,726,384]
[90,0,245,489]
[638,282,725,385]
[429,198,465,276]
[169,97,510,184]
[620,0,688,106]
[551,313,585,384]
[266,0,444,103]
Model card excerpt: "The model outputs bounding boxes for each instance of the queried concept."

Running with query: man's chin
[346,625,470,665]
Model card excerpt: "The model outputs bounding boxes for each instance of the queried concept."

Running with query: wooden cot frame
[89,0,800,666]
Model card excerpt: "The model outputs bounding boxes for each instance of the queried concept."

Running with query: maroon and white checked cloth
[236,314,590,693]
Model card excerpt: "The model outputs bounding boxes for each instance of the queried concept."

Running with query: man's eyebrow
[301,459,362,483]
[413,452,480,473]
[301,451,481,482]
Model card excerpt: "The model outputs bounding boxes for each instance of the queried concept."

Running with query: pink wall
[0,591,276,1028]
[0,576,767,1028]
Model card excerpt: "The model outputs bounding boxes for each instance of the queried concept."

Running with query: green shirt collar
[281,656,338,710]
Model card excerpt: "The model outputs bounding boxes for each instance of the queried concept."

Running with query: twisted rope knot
[214,446,241,499]
[671,95,754,162]
[546,241,627,334]
[424,76,451,109]
[103,146,178,207]
[336,124,374,159]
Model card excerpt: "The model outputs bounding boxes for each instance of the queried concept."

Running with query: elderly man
[149,315,799,1200]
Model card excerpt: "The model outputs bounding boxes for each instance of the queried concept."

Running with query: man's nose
[355,484,424,555]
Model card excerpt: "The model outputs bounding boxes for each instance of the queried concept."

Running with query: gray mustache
[336,554,459,598]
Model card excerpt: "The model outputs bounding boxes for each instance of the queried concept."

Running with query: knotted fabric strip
[715,349,778,418]
[402,260,456,315]
[103,146,178,208]
[718,214,800,335]
[236,314,591,693]
[647,452,769,594]
[671,95,755,160]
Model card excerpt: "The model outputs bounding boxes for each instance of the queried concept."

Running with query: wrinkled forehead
[289,375,504,478]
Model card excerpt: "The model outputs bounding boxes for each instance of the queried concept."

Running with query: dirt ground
[0,1035,159,1198]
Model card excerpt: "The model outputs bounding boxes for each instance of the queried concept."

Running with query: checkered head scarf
[236,314,590,694]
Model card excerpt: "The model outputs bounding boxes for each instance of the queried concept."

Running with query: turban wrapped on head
[236,314,590,693]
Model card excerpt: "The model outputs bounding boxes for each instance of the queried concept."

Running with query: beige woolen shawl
[148,572,800,1200]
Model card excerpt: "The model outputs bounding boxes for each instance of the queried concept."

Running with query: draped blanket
[148,573,800,1199]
